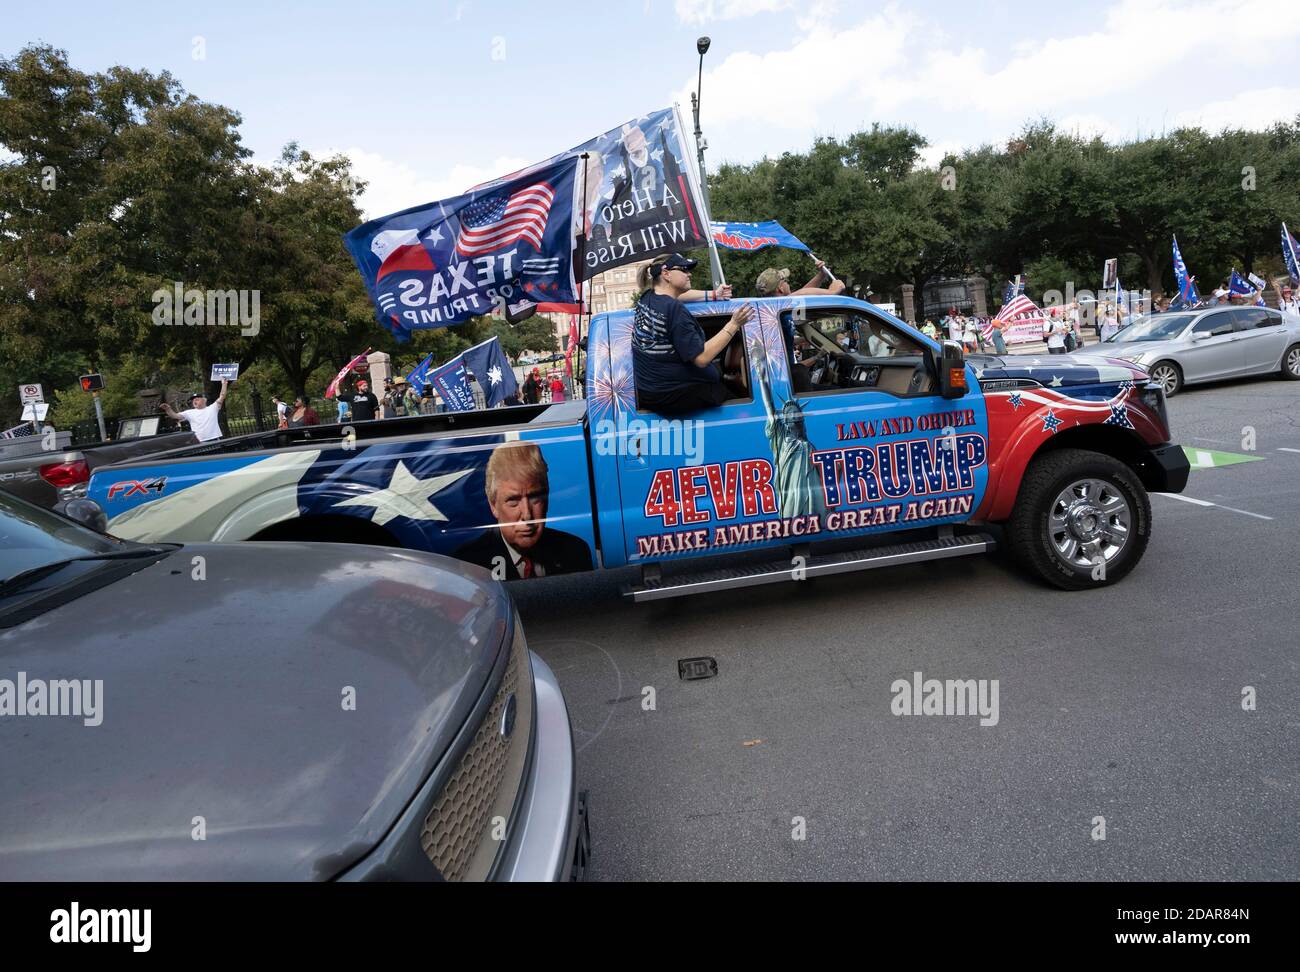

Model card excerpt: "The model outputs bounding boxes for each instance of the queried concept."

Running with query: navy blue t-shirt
[631,292,719,395]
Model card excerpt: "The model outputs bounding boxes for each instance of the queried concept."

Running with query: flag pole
[688,38,726,291]
[577,152,590,397]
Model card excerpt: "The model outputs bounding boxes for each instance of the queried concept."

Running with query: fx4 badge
[106,477,167,500]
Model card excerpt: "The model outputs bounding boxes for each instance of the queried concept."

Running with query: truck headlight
[1141,383,1170,433]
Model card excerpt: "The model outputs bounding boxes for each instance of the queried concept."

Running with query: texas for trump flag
[345,107,709,340]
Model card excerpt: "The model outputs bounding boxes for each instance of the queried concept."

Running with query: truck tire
[1007,448,1151,590]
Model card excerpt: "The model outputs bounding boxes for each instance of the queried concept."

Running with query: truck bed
[117,400,589,466]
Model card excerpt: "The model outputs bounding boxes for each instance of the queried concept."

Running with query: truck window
[634,314,753,414]
[784,310,933,397]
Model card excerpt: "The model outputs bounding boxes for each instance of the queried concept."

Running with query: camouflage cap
[756,267,790,296]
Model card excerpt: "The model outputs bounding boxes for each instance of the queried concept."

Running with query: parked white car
[1075,306,1300,395]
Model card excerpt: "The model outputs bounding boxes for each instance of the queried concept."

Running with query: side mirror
[937,341,968,399]
[1192,331,1213,341]
[56,497,108,533]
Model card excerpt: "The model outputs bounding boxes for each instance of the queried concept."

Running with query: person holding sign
[349,379,379,422]
[159,380,228,442]
[632,254,752,416]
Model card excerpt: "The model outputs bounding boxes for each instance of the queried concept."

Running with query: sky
[6,0,1299,219]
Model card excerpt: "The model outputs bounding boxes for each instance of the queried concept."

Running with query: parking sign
[19,383,43,405]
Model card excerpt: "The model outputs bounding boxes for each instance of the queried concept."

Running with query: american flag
[1,423,35,439]
[986,292,1046,340]
[998,294,1039,320]
[456,183,554,257]
[1002,276,1024,306]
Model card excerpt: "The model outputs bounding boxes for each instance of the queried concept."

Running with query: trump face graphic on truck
[453,441,593,579]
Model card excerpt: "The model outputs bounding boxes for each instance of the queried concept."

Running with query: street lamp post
[691,36,726,292]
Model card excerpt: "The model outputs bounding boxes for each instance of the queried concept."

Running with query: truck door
[779,305,990,540]
[612,306,775,567]
[613,301,990,569]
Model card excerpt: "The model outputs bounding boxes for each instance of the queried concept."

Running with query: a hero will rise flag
[576,107,709,278]
[709,220,810,253]
[344,106,708,339]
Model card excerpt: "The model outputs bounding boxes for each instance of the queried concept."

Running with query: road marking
[1182,446,1265,470]
[1278,447,1300,454]
[1155,492,1274,520]
[1158,492,1213,507]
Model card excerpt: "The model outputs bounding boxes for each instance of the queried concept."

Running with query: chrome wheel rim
[1287,347,1300,377]
[1049,478,1132,569]
[1151,364,1178,394]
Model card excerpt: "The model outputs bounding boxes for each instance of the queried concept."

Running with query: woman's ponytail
[635,254,670,302]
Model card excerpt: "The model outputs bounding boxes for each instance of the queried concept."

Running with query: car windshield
[0,491,119,583]
[1108,313,1195,343]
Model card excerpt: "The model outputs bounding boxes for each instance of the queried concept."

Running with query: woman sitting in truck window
[631,253,752,416]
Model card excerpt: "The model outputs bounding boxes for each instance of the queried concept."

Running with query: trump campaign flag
[427,355,476,412]
[709,220,810,253]
[461,336,518,407]
[405,351,437,394]
[1171,235,1201,309]
[345,107,709,340]
[1282,223,1300,285]
[1229,269,1265,305]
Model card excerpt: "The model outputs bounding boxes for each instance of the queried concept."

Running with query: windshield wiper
[0,546,176,597]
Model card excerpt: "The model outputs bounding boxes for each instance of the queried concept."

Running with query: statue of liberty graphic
[755,356,826,520]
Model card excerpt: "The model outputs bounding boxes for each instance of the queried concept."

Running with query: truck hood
[970,352,1149,388]
[0,542,509,881]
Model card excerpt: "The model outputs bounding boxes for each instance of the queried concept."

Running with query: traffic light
[79,373,104,392]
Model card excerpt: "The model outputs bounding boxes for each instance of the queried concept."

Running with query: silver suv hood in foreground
[0,541,510,880]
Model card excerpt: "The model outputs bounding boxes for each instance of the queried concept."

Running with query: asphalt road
[512,371,1300,881]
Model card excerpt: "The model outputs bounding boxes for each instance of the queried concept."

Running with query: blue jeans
[991,331,1007,354]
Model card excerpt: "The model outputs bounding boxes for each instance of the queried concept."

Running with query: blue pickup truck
[86,295,1190,598]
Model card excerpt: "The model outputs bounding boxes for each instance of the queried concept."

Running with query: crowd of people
[264,366,579,431]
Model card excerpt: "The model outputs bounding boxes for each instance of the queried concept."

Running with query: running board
[625,532,996,602]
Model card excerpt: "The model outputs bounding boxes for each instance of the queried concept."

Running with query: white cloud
[682,0,1300,161]
[674,0,797,25]
[918,139,965,169]
[322,147,533,220]
[1172,87,1300,132]
[922,0,1300,119]
[674,7,917,128]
